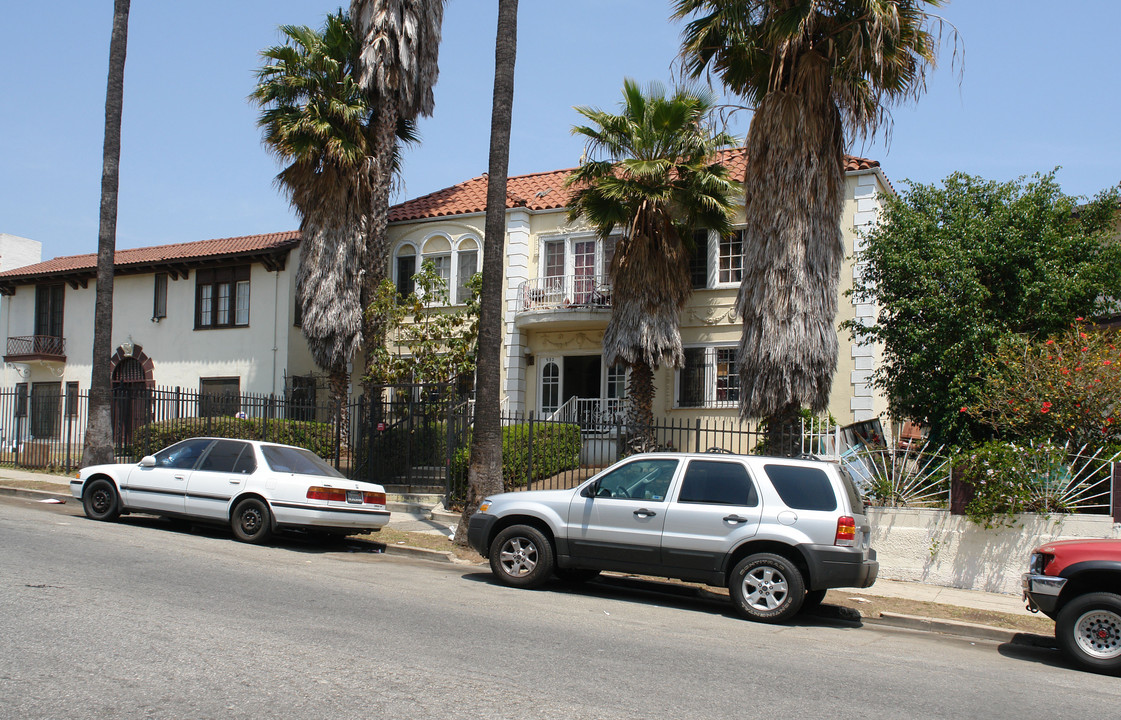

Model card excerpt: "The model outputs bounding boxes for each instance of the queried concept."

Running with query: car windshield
[260,445,343,478]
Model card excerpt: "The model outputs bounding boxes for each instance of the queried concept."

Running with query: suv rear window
[679,460,757,506]
[763,464,837,511]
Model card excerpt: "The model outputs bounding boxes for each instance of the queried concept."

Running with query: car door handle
[634,509,656,518]
[724,514,748,524]
[228,478,242,485]
[174,474,186,481]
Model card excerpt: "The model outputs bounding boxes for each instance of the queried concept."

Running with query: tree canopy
[848,170,1121,445]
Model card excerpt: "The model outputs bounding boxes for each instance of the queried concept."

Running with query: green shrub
[959,440,1077,527]
[450,422,581,492]
[129,416,337,459]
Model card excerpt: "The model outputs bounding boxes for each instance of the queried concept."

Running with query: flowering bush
[967,321,1121,445]
[959,440,1085,527]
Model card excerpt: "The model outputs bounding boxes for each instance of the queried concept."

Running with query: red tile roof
[388,147,880,222]
[0,231,299,281]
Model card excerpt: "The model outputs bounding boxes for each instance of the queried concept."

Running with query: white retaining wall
[869,508,1121,595]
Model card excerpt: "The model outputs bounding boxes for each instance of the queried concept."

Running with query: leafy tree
[967,321,1121,446]
[456,0,519,546]
[674,0,947,451]
[252,13,414,435]
[84,0,130,466]
[847,171,1121,444]
[364,261,481,387]
[564,79,740,450]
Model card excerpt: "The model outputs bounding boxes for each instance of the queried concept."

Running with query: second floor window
[153,273,168,320]
[195,267,250,329]
[35,284,64,337]
[718,230,744,284]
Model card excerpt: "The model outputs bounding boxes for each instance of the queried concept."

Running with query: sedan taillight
[363,491,386,507]
[835,516,856,547]
[307,486,347,502]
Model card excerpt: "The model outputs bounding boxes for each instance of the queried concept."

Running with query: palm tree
[83,0,130,467]
[453,0,520,546]
[252,13,379,430]
[674,0,946,451]
[565,79,741,449]
[349,0,447,354]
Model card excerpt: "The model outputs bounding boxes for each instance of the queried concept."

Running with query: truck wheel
[729,553,805,623]
[489,525,554,589]
[1057,592,1121,674]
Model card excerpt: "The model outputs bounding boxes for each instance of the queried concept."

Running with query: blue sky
[2,1,1119,260]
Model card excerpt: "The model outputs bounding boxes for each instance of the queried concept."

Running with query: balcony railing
[518,274,612,313]
[4,335,66,362]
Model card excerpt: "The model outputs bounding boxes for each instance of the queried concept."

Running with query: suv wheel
[489,525,555,589]
[729,553,805,623]
[1057,592,1121,673]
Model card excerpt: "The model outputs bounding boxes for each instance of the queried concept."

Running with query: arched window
[394,243,418,297]
[393,234,481,305]
[455,238,479,303]
[541,360,560,416]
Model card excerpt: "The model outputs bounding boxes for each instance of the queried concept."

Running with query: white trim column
[503,210,531,415]
[850,171,880,422]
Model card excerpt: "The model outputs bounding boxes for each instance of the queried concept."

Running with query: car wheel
[729,553,805,623]
[801,589,828,612]
[555,567,600,583]
[489,525,554,589]
[1056,592,1121,673]
[230,498,273,544]
[83,479,121,522]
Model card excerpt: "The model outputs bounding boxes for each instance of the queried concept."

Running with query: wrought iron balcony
[518,274,613,312]
[4,335,66,363]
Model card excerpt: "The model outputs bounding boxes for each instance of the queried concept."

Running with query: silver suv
[468,452,878,622]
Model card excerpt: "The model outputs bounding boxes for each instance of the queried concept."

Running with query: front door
[30,382,60,438]
[565,457,680,572]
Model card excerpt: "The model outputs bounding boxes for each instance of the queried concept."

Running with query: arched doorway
[110,347,154,447]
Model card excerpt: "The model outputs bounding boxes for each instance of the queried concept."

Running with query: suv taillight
[835,516,856,547]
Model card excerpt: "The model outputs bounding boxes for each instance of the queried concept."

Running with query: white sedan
[71,437,390,543]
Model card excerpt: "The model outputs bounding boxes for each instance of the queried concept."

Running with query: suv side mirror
[581,482,598,498]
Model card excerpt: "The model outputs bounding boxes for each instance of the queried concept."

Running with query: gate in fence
[356,383,472,498]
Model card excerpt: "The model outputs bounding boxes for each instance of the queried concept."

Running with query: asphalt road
[2,495,1118,720]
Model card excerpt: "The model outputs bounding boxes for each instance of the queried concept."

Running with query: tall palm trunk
[736,89,844,454]
[83,0,130,467]
[362,105,397,386]
[455,0,518,545]
[625,361,656,453]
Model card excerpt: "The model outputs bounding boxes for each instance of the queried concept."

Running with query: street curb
[866,611,1052,646]
[378,542,458,564]
[0,485,72,503]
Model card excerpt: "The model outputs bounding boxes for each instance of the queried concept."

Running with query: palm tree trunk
[83,0,130,467]
[328,367,351,453]
[625,361,656,454]
[363,105,398,389]
[763,401,803,458]
[454,0,518,546]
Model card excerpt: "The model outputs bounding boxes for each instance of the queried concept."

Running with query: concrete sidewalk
[1,465,1041,641]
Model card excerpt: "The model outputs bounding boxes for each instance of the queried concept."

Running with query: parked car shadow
[114,513,387,554]
[461,569,865,628]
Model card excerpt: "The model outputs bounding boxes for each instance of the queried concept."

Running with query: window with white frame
[718,230,744,284]
[677,346,740,408]
[393,235,480,305]
[195,266,250,329]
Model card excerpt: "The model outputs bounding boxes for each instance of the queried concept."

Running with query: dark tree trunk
[455,0,518,546]
[764,401,803,458]
[363,104,398,390]
[83,0,130,467]
[625,361,656,454]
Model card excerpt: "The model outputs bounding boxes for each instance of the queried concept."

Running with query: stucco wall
[869,507,1121,595]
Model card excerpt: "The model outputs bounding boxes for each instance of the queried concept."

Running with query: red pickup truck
[1023,538,1121,673]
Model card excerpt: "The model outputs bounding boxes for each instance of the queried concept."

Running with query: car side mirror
[139,456,156,468]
